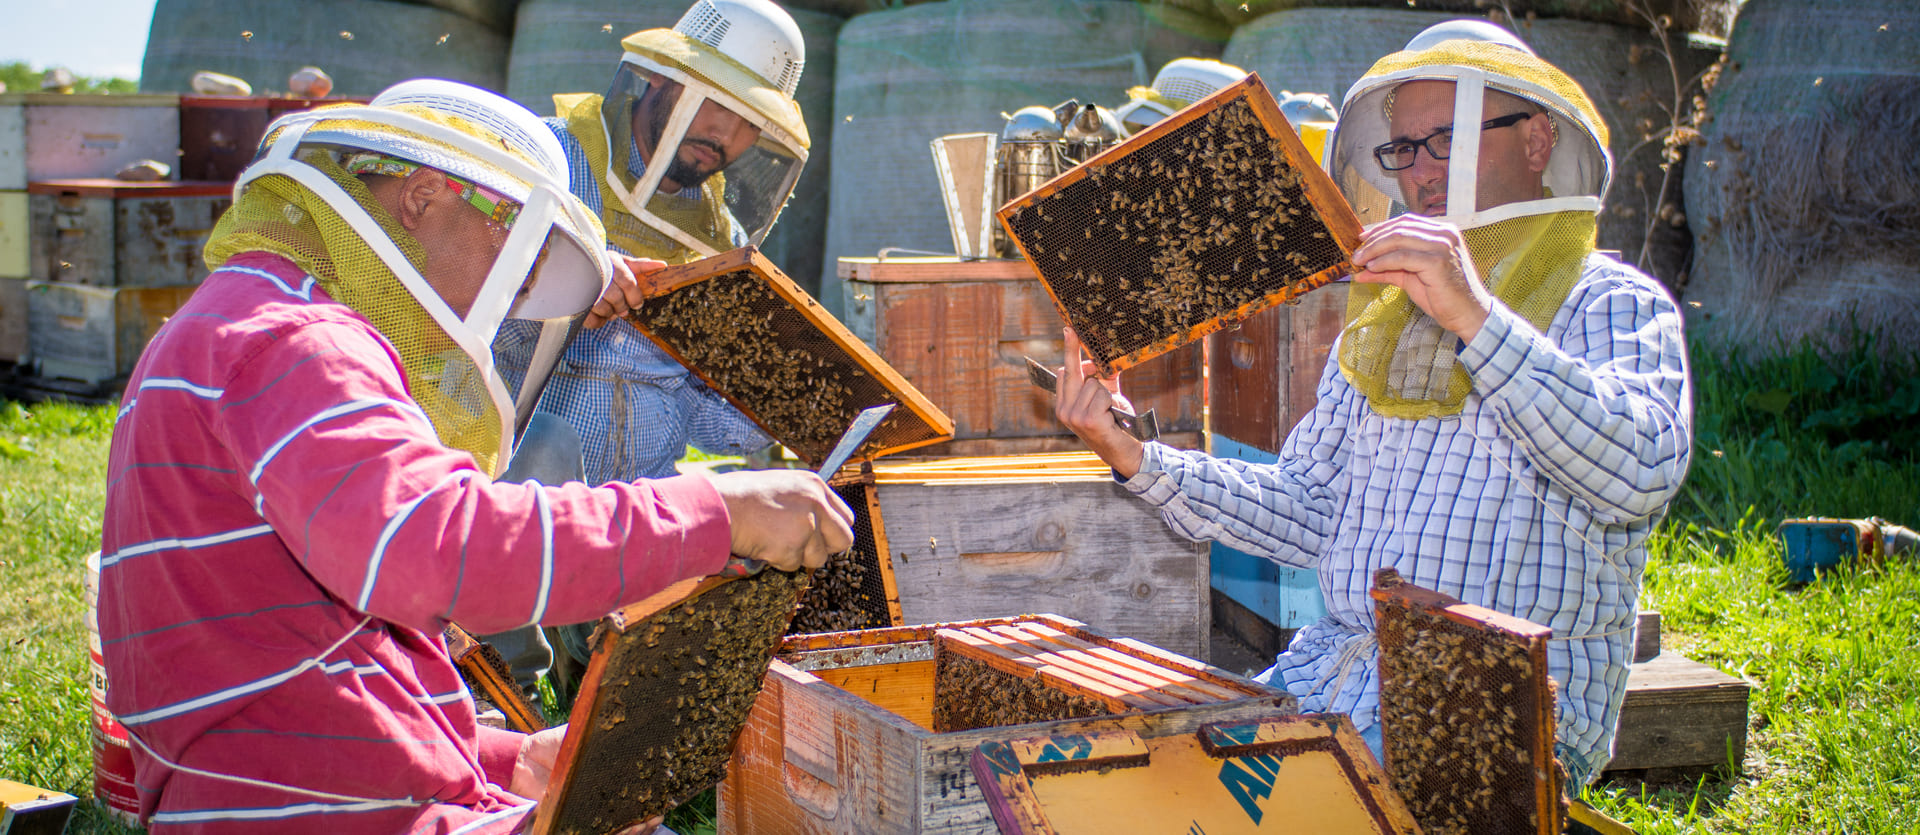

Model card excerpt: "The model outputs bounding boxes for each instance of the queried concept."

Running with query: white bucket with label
[85,551,140,824]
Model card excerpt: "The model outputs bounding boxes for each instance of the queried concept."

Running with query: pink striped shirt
[99,251,731,833]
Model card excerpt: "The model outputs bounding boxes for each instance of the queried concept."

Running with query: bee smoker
[989,100,1124,257]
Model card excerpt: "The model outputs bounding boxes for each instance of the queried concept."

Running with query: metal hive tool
[786,470,902,636]
[997,73,1364,377]
[1371,568,1565,835]
[528,567,811,835]
[623,247,953,467]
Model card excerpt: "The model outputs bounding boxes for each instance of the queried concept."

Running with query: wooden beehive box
[838,256,1203,457]
[26,281,197,383]
[996,73,1361,378]
[870,452,1212,659]
[626,247,953,468]
[0,93,181,190]
[27,179,231,287]
[717,614,1295,834]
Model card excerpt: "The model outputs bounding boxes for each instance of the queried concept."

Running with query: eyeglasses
[1372,111,1534,172]
[344,154,523,229]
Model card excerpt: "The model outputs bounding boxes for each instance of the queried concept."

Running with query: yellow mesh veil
[201,99,601,477]
[1340,210,1596,418]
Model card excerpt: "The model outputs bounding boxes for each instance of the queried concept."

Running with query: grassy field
[4,333,1917,833]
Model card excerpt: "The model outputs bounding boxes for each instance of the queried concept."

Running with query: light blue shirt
[1123,253,1692,783]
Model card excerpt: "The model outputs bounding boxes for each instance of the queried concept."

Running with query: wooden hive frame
[971,715,1421,835]
[786,468,904,635]
[528,567,811,835]
[1370,569,1564,835]
[624,246,954,466]
[996,73,1364,377]
[443,622,545,734]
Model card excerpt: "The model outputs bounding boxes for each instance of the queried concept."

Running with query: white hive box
[0,94,181,189]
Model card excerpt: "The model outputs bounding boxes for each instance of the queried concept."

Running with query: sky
[0,0,157,81]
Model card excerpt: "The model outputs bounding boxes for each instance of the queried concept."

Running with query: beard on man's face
[663,138,727,189]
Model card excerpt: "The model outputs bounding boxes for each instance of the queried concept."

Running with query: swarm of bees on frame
[548,569,810,835]
[1002,96,1345,374]
[628,270,905,464]
[1376,595,1561,835]
[931,650,1112,734]
[786,482,892,635]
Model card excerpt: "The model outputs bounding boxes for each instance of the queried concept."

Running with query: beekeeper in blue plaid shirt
[495,0,818,486]
[484,0,815,695]
[1053,20,1692,787]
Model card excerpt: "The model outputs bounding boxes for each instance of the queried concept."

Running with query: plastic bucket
[85,551,140,825]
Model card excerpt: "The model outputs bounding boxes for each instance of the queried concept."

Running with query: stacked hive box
[1,94,191,384]
[26,179,225,385]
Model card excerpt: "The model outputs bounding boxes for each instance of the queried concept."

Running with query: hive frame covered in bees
[786,468,903,636]
[528,567,811,835]
[1371,569,1565,835]
[624,246,954,467]
[997,73,1364,377]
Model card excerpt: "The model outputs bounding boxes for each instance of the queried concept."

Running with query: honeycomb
[998,76,1361,377]
[532,568,810,835]
[1371,569,1565,835]
[624,248,952,467]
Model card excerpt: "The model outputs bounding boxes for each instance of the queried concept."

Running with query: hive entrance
[998,75,1362,376]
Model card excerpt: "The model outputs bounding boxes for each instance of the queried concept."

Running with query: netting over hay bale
[507,0,843,297]
[1226,8,1719,289]
[140,0,509,96]
[1211,0,1742,39]
[1682,0,1920,352]
[819,0,1229,316]
[392,0,522,32]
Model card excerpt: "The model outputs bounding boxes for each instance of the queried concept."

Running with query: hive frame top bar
[624,246,954,465]
[996,73,1365,377]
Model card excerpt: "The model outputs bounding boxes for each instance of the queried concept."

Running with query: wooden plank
[811,658,937,732]
[947,626,1182,710]
[987,624,1218,706]
[1607,652,1750,773]
[839,256,1037,283]
[1017,623,1242,703]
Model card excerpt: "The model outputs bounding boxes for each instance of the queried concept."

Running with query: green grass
[5,333,1918,834]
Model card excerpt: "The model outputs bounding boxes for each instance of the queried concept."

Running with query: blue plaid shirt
[494,117,768,482]
[1123,253,1692,782]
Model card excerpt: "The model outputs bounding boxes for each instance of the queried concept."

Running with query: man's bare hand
[585,254,669,328]
[1055,329,1145,478]
[508,724,567,800]
[709,469,855,572]
[1350,214,1497,344]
